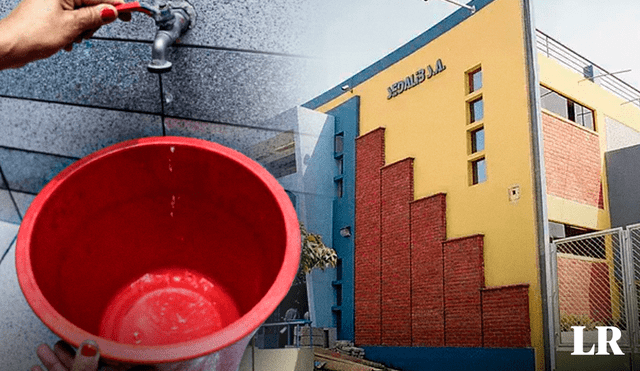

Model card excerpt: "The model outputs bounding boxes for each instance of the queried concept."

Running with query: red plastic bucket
[16,137,300,370]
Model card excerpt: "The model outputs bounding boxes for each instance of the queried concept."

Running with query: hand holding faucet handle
[115,1,156,17]
[0,0,131,70]
[116,0,195,74]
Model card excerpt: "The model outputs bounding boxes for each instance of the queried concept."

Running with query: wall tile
[165,117,303,184]
[161,48,308,126]
[94,0,316,55]
[0,190,20,224]
[94,12,156,42]
[0,241,61,371]
[12,191,35,219]
[165,117,280,154]
[0,40,161,113]
[0,0,19,19]
[0,220,18,256]
[0,148,77,194]
[0,98,162,158]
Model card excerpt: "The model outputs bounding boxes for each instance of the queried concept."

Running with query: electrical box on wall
[509,184,521,203]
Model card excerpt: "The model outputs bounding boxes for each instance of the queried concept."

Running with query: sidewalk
[0,220,60,371]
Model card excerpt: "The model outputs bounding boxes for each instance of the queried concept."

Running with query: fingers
[70,3,118,34]
[80,27,100,40]
[53,341,76,369]
[127,366,157,371]
[74,0,125,7]
[70,340,100,371]
[119,11,132,22]
[35,344,67,371]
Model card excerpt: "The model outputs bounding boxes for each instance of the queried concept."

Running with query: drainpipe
[522,0,555,369]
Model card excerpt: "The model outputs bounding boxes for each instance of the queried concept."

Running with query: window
[469,98,484,123]
[469,68,482,93]
[550,222,602,259]
[470,127,485,153]
[466,66,486,186]
[471,157,487,185]
[334,133,344,153]
[540,85,594,130]
[335,178,343,198]
[336,157,343,175]
[245,131,296,179]
[334,133,344,198]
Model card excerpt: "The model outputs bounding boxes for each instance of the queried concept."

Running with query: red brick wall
[410,194,446,346]
[482,284,531,347]
[354,128,385,345]
[444,235,485,347]
[557,255,612,323]
[353,127,531,349]
[542,112,604,209]
[381,158,414,346]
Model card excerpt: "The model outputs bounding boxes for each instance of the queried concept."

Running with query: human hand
[0,0,131,69]
[31,340,100,371]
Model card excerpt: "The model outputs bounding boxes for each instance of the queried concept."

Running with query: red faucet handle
[115,1,153,15]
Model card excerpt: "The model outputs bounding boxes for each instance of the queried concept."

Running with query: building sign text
[387,59,446,100]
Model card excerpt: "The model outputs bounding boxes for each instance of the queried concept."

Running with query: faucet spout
[116,1,196,74]
[148,8,190,74]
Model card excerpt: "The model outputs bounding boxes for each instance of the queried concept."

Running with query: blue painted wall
[363,346,535,371]
[282,107,337,329]
[327,96,359,341]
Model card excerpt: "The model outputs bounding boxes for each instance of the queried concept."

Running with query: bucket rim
[15,136,301,364]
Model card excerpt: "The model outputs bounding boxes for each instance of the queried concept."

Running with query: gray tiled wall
[0,0,317,223]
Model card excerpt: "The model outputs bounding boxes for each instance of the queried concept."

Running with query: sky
[304,0,640,101]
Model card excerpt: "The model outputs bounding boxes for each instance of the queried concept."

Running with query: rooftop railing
[536,29,640,108]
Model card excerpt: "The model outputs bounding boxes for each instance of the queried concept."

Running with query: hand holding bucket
[17,137,301,370]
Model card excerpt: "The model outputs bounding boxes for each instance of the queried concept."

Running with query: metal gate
[552,224,640,353]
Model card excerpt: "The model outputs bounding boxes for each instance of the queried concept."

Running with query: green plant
[299,223,337,279]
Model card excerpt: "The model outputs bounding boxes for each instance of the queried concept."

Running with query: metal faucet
[116,1,196,73]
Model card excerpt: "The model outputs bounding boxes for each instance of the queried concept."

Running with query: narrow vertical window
[335,178,343,198]
[469,98,484,123]
[472,158,487,185]
[334,133,344,153]
[469,68,482,93]
[471,127,485,153]
[336,157,344,175]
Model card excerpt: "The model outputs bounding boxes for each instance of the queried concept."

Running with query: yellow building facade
[303,0,640,370]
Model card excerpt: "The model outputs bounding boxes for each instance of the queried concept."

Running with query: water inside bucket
[99,268,241,345]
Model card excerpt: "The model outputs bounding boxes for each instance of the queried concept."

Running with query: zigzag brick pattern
[380,158,414,346]
[410,194,446,346]
[482,284,531,347]
[444,235,484,347]
[353,127,531,349]
[354,128,385,345]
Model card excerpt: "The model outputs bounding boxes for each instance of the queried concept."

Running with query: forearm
[0,0,121,71]
[0,17,25,70]
[0,3,63,70]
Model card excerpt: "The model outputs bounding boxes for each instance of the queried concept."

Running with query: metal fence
[536,30,640,108]
[630,224,640,348]
[552,225,640,351]
[254,319,313,349]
